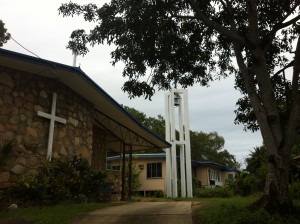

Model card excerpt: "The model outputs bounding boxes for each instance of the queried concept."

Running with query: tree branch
[246,0,260,47]
[286,36,300,150]
[272,60,294,78]
[263,6,300,52]
[187,0,246,46]
[281,14,300,29]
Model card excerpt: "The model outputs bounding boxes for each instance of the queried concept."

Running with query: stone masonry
[0,66,95,188]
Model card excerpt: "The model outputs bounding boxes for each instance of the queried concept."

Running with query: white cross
[37,92,66,161]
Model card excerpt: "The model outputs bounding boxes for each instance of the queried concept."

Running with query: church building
[0,48,171,190]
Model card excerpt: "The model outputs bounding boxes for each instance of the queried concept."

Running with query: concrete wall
[195,166,209,186]
[0,66,95,188]
[109,157,166,193]
[135,158,166,192]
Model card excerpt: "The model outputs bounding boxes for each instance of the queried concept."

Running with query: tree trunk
[253,144,293,214]
[232,39,299,214]
[255,36,300,214]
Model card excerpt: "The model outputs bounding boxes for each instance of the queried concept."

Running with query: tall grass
[193,196,300,224]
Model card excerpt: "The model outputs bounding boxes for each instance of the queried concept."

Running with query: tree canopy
[0,20,10,47]
[124,106,238,167]
[59,0,300,213]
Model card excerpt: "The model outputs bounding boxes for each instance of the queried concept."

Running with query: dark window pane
[157,163,162,177]
[147,163,152,178]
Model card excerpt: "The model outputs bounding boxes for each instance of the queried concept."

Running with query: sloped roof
[0,48,171,151]
[107,153,236,171]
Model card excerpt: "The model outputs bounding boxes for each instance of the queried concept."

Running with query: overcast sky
[1,0,263,167]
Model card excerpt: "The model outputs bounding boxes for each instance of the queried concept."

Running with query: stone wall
[0,66,95,188]
[92,126,107,171]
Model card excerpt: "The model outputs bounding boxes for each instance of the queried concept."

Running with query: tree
[246,145,268,190]
[190,131,239,168]
[59,1,300,214]
[0,20,10,47]
[125,106,238,166]
[124,106,165,138]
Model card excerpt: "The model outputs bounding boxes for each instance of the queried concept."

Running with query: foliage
[10,171,50,203]
[124,161,141,197]
[58,1,300,212]
[193,197,300,224]
[194,186,233,198]
[0,203,117,224]
[0,141,14,169]
[289,181,300,200]
[8,156,106,205]
[226,172,260,196]
[144,190,165,198]
[124,106,165,139]
[190,131,239,168]
[0,20,10,47]
[245,146,268,190]
[125,106,238,167]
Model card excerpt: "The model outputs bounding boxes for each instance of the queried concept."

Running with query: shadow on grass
[192,196,300,224]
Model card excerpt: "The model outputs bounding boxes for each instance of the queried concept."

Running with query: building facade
[108,153,237,196]
[0,49,171,190]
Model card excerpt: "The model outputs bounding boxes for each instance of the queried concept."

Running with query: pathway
[72,201,192,224]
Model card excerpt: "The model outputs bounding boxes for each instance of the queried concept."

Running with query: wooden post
[121,143,126,201]
[128,145,133,199]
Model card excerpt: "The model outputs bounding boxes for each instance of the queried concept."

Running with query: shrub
[9,171,50,203]
[124,163,141,197]
[194,186,233,198]
[226,172,260,196]
[289,181,300,200]
[8,156,106,205]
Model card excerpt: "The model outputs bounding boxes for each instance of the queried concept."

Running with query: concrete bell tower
[164,89,193,198]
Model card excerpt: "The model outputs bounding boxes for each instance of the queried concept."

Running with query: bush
[8,156,106,205]
[8,171,50,204]
[226,172,260,196]
[290,181,300,200]
[194,186,233,198]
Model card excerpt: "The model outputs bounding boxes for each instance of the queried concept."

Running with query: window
[209,170,220,181]
[112,165,120,171]
[106,161,112,170]
[147,163,162,178]
[227,173,234,180]
[106,161,120,171]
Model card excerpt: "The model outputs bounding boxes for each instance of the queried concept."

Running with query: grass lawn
[193,196,300,224]
[0,202,118,224]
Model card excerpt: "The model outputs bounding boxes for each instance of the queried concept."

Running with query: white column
[72,51,77,67]
[164,92,172,197]
[170,90,178,197]
[37,93,66,161]
[178,95,186,197]
[165,89,193,198]
[180,145,186,197]
[183,90,193,197]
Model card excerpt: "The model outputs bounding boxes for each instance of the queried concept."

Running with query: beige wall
[109,157,237,193]
[221,171,236,182]
[135,158,166,192]
[195,166,209,186]
[109,157,166,193]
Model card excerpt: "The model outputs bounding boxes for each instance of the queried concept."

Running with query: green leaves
[0,20,11,47]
